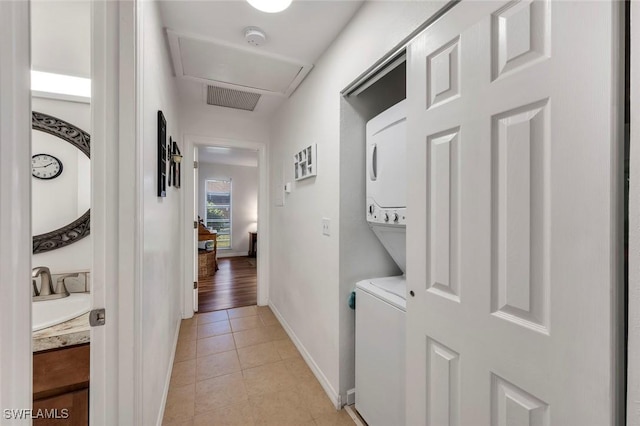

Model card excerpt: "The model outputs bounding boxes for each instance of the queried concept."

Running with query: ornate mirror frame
[32,111,91,254]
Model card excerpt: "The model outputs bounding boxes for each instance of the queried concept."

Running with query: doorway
[197,145,259,312]
[183,135,269,317]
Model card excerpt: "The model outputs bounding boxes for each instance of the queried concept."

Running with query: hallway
[199,257,257,312]
[162,306,356,425]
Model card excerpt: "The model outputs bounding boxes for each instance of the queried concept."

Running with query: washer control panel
[366,199,406,225]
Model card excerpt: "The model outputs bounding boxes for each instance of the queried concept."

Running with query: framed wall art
[294,143,317,181]
[157,111,167,197]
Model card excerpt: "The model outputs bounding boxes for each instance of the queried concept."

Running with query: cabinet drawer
[33,389,88,426]
[33,344,89,399]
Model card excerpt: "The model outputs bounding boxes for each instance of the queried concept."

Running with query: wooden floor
[198,256,257,312]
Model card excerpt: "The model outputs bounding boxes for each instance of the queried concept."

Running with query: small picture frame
[294,143,317,181]
[173,140,181,188]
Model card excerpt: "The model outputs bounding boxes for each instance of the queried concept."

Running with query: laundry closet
[341,55,408,426]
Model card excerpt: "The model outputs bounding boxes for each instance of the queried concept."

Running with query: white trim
[183,135,269,313]
[217,251,249,258]
[157,319,181,426]
[32,91,91,104]
[0,0,32,414]
[629,2,640,425]
[91,1,141,424]
[269,302,341,409]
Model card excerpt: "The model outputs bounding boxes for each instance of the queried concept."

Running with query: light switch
[322,218,330,236]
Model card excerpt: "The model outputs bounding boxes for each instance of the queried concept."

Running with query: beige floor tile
[242,360,298,397]
[175,340,197,363]
[264,323,288,341]
[197,320,232,339]
[230,316,264,332]
[171,359,197,387]
[180,318,197,332]
[256,305,271,314]
[195,372,248,415]
[258,309,279,326]
[193,402,255,426]
[196,350,241,381]
[233,327,271,349]
[163,383,195,424]
[228,305,258,319]
[197,334,236,358]
[271,338,299,360]
[282,357,315,382]
[237,341,281,369]
[249,390,312,425]
[178,327,198,343]
[313,409,355,426]
[197,310,228,325]
[297,381,336,419]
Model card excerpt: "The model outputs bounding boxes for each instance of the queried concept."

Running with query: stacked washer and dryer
[355,99,407,426]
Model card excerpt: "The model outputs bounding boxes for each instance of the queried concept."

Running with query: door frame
[182,135,269,316]
[0,0,32,415]
[91,0,141,424]
[628,2,640,425]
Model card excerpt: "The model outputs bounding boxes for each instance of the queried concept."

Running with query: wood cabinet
[198,223,218,276]
[33,344,89,425]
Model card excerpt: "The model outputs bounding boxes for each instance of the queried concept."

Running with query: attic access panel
[168,30,313,98]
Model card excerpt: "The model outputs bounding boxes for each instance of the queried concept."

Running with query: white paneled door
[406,1,623,425]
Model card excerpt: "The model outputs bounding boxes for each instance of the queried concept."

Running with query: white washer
[355,276,406,426]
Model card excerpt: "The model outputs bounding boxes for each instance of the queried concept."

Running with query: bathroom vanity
[33,314,90,425]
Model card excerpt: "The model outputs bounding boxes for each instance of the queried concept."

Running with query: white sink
[32,293,92,331]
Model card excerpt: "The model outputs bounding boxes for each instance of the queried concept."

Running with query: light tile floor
[162,305,356,426]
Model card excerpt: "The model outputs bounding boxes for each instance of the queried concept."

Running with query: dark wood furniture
[248,232,257,257]
[33,343,89,425]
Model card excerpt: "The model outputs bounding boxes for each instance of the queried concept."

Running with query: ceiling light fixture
[247,0,292,13]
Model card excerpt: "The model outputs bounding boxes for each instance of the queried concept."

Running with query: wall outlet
[322,218,330,236]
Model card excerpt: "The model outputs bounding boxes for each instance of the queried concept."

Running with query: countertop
[32,312,90,352]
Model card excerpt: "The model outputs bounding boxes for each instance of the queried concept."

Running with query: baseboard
[269,302,342,409]
[217,251,248,258]
[156,317,181,426]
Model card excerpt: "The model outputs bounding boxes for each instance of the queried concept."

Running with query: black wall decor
[158,111,167,197]
[168,136,173,187]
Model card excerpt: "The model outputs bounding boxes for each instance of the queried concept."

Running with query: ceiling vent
[207,86,261,111]
[167,30,313,97]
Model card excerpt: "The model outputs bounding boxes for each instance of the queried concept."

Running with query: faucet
[32,267,70,301]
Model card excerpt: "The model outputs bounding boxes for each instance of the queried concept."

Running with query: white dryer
[355,99,407,426]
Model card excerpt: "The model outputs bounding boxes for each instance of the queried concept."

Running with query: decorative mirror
[32,111,90,254]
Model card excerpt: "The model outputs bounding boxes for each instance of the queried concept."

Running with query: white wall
[180,100,270,143]
[31,0,90,77]
[141,1,184,424]
[268,0,446,404]
[31,97,91,273]
[199,162,258,256]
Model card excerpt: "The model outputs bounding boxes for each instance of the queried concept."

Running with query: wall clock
[32,153,63,180]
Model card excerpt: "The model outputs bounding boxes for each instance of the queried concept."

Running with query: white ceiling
[159,0,363,115]
[199,146,258,167]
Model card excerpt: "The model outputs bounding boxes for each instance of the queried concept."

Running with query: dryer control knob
[368,204,375,215]
[393,213,399,223]
[384,213,390,222]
